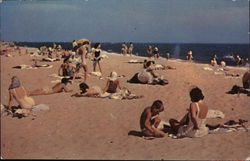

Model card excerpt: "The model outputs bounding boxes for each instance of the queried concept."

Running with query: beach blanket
[13,64,53,69]
[203,67,213,71]
[101,89,143,100]
[13,104,49,118]
[207,109,225,119]
[128,59,142,63]
[42,58,60,62]
[208,119,249,134]
[90,71,102,77]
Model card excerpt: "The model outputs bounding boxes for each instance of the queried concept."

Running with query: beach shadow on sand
[128,125,175,138]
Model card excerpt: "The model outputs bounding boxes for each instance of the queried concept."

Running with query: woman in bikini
[8,76,35,113]
[169,87,209,138]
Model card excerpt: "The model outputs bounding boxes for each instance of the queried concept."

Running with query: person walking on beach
[166,52,170,60]
[121,42,127,55]
[153,47,160,59]
[92,43,103,73]
[146,45,152,58]
[186,50,193,61]
[140,100,166,137]
[128,42,134,56]
[75,41,90,82]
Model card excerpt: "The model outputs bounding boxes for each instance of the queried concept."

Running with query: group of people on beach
[140,87,209,138]
[2,40,250,139]
[121,42,134,56]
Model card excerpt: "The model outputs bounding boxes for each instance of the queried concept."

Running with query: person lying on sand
[140,100,166,138]
[29,78,73,96]
[128,61,168,85]
[71,82,103,97]
[8,76,36,114]
[169,87,209,138]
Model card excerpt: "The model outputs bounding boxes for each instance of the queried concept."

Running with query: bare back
[52,83,65,93]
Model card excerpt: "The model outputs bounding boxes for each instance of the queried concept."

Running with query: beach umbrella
[76,39,91,45]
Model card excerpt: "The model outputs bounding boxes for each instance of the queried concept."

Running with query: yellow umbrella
[76,39,91,45]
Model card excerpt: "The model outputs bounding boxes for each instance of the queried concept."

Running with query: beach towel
[90,71,102,77]
[128,59,142,63]
[42,58,60,62]
[203,67,213,71]
[208,120,249,134]
[102,88,143,100]
[207,109,225,119]
[31,104,49,112]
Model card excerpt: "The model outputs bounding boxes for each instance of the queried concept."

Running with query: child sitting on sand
[140,100,166,137]
[29,78,73,96]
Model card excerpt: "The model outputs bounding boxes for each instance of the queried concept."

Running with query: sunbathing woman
[29,78,73,96]
[128,61,168,85]
[169,87,209,138]
[8,76,35,113]
[71,82,103,97]
[58,57,75,78]
[103,71,122,95]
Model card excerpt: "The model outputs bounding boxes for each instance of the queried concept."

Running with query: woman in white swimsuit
[169,87,209,138]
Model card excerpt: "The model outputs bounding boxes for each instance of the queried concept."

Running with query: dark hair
[61,78,70,84]
[79,82,89,93]
[190,87,204,102]
[94,43,101,49]
[152,100,163,109]
[63,56,70,63]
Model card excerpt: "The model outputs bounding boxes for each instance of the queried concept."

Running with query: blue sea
[15,42,249,66]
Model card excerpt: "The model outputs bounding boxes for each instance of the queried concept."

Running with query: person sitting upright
[169,87,209,138]
[140,100,166,138]
[8,76,35,113]
[103,71,122,95]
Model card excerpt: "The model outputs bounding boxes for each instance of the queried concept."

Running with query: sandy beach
[1,43,250,160]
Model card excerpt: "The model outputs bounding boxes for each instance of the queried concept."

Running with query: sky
[0,0,249,43]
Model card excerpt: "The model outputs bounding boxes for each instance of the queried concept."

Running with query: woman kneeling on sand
[169,87,209,138]
[8,76,35,113]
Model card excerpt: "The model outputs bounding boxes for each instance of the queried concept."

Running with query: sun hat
[107,71,118,81]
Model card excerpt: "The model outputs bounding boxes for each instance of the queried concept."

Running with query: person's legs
[97,61,102,73]
[82,64,88,82]
[169,119,181,134]
[93,61,97,72]
[29,89,47,96]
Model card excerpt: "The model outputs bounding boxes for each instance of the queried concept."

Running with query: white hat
[107,71,118,81]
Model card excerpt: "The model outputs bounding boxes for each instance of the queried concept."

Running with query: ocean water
[15,42,249,65]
